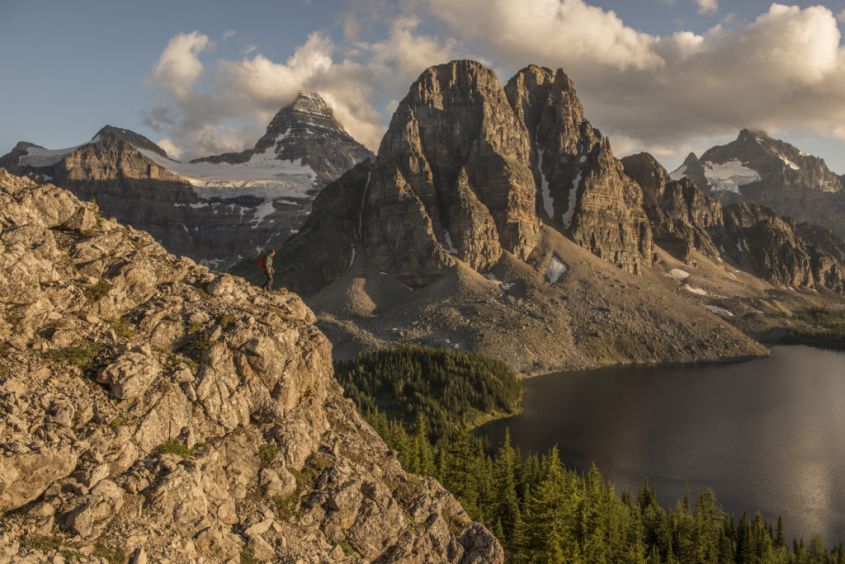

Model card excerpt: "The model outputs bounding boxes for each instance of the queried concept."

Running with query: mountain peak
[288,90,334,118]
[738,128,770,143]
[92,125,169,158]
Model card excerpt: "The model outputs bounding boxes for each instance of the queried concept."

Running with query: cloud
[222,29,237,40]
[155,138,182,159]
[423,1,845,162]
[146,2,845,167]
[146,20,462,158]
[696,0,718,15]
[427,0,661,71]
[149,31,210,100]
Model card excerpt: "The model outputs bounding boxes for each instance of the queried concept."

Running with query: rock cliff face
[671,129,845,241]
[228,60,781,375]
[718,203,843,293]
[0,93,373,270]
[361,60,541,286]
[622,152,723,262]
[505,65,653,274]
[625,153,844,293]
[0,169,501,562]
[264,61,656,295]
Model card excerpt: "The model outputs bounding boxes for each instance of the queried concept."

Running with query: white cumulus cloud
[422,0,845,163]
[149,31,209,101]
[145,19,463,158]
[696,0,718,15]
[144,2,845,168]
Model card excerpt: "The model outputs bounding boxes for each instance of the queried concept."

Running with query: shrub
[154,439,195,459]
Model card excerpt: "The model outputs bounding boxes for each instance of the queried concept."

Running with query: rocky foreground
[0,169,501,562]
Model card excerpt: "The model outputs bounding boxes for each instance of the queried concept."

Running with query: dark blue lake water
[480,346,845,543]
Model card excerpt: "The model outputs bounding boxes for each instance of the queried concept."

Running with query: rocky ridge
[237,60,844,373]
[623,153,844,293]
[270,61,655,294]
[0,168,501,562]
[0,92,373,270]
[672,129,845,241]
[505,65,653,274]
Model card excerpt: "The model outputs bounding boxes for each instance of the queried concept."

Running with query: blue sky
[2,0,845,172]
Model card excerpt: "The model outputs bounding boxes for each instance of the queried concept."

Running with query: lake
[480,345,845,543]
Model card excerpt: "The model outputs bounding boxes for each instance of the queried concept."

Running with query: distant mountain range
[228,60,844,374]
[3,61,844,374]
[0,92,372,269]
[671,129,845,242]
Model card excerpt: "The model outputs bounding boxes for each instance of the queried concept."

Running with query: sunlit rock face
[0,168,503,563]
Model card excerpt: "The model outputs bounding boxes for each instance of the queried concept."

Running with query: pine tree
[492,430,524,556]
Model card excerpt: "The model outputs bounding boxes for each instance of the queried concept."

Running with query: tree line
[339,347,845,563]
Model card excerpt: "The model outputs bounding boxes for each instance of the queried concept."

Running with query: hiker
[258,249,276,290]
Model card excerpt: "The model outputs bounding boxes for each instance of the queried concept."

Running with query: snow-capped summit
[193,91,372,186]
[671,129,845,240]
[0,92,374,269]
[673,129,841,195]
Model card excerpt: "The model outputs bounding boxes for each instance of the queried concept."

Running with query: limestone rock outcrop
[625,153,844,293]
[362,60,541,286]
[505,65,653,274]
[622,152,723,262]
[0,168,501,562]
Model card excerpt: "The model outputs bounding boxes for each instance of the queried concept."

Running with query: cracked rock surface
[0,168,502,563]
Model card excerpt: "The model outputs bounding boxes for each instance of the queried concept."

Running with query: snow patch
[348,245,356,269]
[777,153,800,171]
[485,273,515,291]
[136,145,317,198]
[669,164,687,181]
[684,284,708,296]
[546,255,568,284]
[250,200,277,228]
[702,159,761,193]
[705,305,734,317]
[537,149,554,219]
[561,172,582,228]
[669,268,691,281]
[443,230,458,255]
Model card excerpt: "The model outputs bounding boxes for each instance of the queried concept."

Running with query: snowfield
[669,164,687,181]
[546,255,568,283]
[669,268,691,281]
[701,159,761,193]
[18,144,83,167]
[137,146,317,199]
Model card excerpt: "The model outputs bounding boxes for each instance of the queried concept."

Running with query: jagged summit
[92,125,171,158]
[194,91,372,185]
[505,63,652,273]
[671,129,845,240]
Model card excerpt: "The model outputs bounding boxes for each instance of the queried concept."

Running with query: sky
[2,0,845,172]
